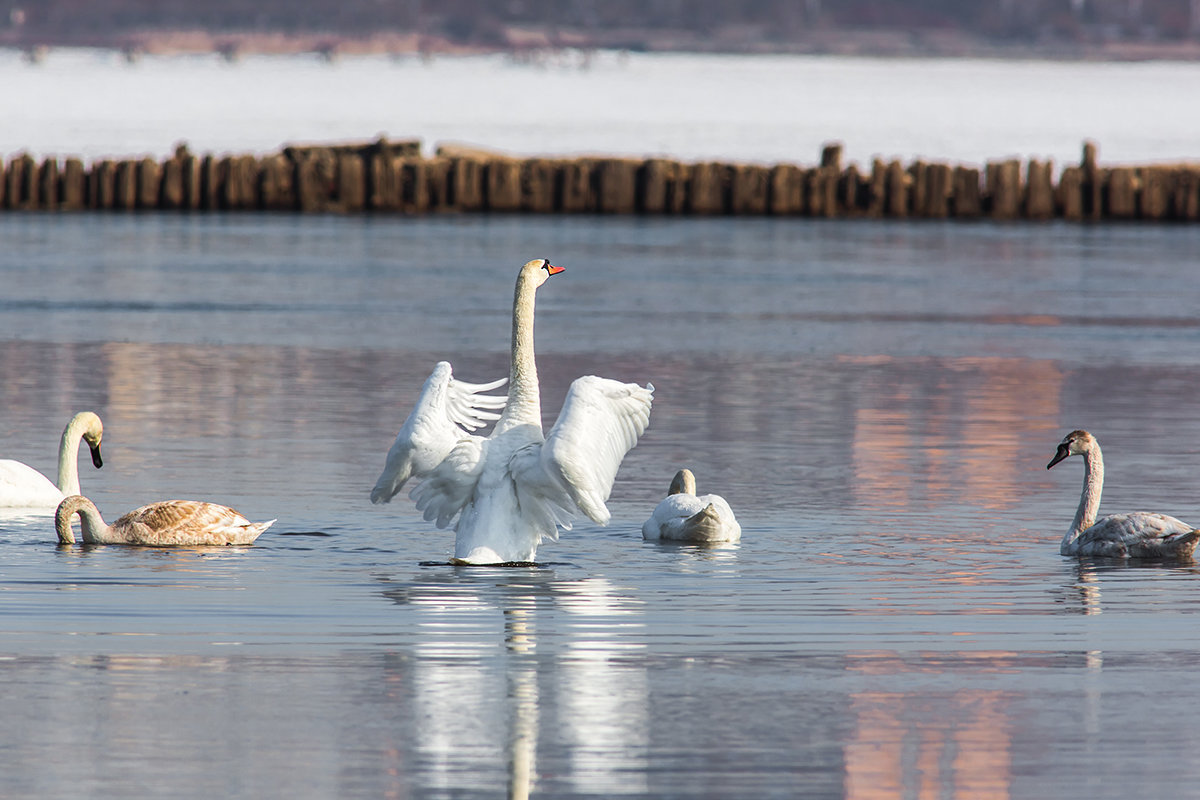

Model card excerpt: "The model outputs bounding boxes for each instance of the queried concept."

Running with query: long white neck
[56,415,90,496]
[496,269,542,433]
[1065,446,1104,548]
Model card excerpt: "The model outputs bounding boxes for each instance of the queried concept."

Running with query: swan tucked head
[75,411,104,468]
[1047,429,1097,470]
[521,257,564,288]
[668,468,697,496]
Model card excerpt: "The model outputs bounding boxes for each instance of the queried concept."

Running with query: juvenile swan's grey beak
[1046,445,1069,470]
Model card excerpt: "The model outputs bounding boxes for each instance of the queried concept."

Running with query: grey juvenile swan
[1047,429,1199,558]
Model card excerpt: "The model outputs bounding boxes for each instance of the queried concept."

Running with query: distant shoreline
[4,27,1200,63]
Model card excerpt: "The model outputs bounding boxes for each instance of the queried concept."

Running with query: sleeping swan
[1047,429,1199,558]
[0,411,104,509]
[56,495,274,546]
[371,258,653,564]
[642,468,741,543]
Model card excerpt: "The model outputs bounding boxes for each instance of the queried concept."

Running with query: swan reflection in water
[381,570,649,797]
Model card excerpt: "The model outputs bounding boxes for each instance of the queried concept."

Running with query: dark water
[3,213,1200,798]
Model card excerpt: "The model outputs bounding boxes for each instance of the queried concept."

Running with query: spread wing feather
[517,377,653,526]
[370,362,508,504]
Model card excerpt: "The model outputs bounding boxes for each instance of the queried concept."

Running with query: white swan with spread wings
[371,258,653,564]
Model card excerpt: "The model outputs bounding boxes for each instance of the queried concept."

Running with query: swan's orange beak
[546,262,565,275]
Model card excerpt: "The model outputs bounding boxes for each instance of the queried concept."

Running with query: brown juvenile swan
[56,495,274,546]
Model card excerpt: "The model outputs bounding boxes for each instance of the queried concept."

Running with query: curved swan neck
[55,495,109,544]
[1066,446,1104,546]
[56,414,91,495]
[497,268,543,431]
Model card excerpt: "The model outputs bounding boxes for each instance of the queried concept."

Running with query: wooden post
[885,160,909,218]
[338,153,365,212]
[836,163,864,216]
[820,143,843,170]
[200,155,220,210]
[38,158,58,209]
[687,162,728,215]
[398,158,427,212]
[730,164,769,215]
[180,152,200,210]
[259,154,295,211]
[1171,168,1200,221]
[1057,166,1083,221]
[424,157,452,211]
[560,159,596,213]
[161,155,184,209]
[596,158,639,214]
[864,159,887,218]
[368,153,400,211]
[951,166,981,218]
[1081,140,1101,220]
[908,161,929,217]
[1106,167,1137,219]
[1138,167,1169,220]
[448,157,484,212]
[113,161,137,210]
[137,157,161,209]
[1024,159,1055,220]
[88,160,115,210]
[484,158,521,212]
[17,154,37,209]
[3,157,17,209]
[769,163,805,215]
[521,158,558,213]
[986,159,1021,220]
[61,158,86,210]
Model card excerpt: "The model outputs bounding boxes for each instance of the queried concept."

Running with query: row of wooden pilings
[1,139,1198,221]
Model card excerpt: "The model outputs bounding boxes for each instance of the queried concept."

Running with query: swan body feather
[56,495,274,546]
[0,412,104,509]
[642,468,741,542]
[1047,429,1198,558]
[373,258,653,564]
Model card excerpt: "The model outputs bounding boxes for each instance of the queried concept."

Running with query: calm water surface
[4,214,1200,798]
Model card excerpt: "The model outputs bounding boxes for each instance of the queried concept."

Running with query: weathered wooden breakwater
[2,139,1198,221]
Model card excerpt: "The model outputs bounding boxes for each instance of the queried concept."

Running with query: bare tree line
[4,0,1199,46]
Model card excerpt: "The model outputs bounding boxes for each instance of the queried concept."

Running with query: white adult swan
[0,411,104,509]
[371,258,654,564]
[1047,429,1199,558]
[642,468,741,542]
[56,495,275,546]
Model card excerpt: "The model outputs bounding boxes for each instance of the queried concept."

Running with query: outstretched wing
[370,362,507,504]
[513,376,653,526]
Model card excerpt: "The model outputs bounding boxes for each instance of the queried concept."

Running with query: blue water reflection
[4,214,1200,797]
